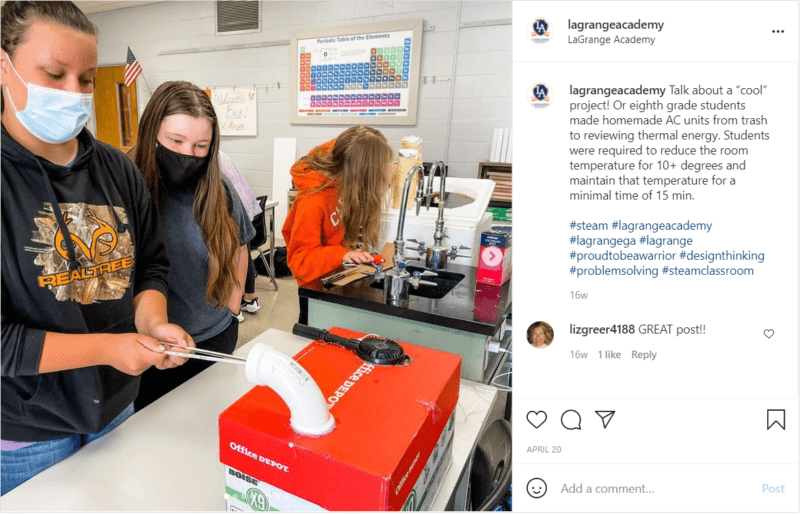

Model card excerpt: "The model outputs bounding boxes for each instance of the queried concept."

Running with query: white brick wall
[88,1,511,200]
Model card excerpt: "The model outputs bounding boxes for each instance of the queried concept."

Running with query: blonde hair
[300,125,392,249]
[130,81,240,308]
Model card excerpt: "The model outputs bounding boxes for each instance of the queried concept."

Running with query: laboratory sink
[298,260,513,382]
[370,266,466,299]
[430,191,475,209]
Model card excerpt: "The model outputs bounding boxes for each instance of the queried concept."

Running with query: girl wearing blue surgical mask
[0,1,194,495]
[129,81,254,411]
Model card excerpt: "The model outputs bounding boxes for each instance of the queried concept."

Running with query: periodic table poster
[290,19,423,125]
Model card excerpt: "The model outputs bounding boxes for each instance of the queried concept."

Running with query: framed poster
[290,19,423,125]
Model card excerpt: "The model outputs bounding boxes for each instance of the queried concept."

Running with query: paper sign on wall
[210,87,257,136]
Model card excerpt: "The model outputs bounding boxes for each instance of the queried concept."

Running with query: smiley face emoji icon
[527,478,547,498]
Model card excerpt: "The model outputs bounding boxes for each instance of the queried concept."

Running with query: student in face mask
[129,81,255,411]
[0,1,193,495]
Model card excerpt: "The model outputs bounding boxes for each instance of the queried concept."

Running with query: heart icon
[764,329,774,339]
[527,411,547,429]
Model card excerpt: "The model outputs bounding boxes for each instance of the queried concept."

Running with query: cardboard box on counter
[219,327,461,511]
[476,231,512,285]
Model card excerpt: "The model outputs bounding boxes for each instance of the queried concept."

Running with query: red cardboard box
[219,328,461,511]
[477,231,512,285]
[474,283,503,323]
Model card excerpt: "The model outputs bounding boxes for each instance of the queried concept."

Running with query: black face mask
[156,144,209,187]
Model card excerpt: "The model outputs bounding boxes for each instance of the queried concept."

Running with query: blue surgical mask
[4,57,93,144]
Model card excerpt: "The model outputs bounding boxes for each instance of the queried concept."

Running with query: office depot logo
[229,442,290,473]
[528,18,551,43]
[529,83,552,108]
[326,362,375,409]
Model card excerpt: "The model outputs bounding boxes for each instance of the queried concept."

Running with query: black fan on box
[356,336,406,365]
[293,324,410,366]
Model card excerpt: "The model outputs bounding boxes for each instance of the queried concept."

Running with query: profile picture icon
[527,321,554,349]
[527,83,551,109]
[527,18,552,44]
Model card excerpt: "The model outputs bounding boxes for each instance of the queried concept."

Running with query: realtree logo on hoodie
[28,202,134,304]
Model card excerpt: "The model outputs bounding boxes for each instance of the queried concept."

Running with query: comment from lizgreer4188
[513,2,798,512]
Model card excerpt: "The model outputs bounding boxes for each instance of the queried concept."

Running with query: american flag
[124,47,142,88]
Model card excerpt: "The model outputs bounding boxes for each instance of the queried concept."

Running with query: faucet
[425,160,470,270]
[393,165,426,267]
[424,161,443,211]
[382,165,438,306]
[430,160,447,247]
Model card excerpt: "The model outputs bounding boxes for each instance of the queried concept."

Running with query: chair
[251,195,278,290]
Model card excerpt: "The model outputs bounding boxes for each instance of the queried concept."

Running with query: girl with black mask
[129,81,254,410]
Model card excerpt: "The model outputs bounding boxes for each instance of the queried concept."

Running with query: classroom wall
[88,1,511,200]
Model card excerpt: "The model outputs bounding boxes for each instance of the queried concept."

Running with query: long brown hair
[300,125,392,249]
[130,81,239,308]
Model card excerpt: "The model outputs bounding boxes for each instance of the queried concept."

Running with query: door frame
[93,63,139,152]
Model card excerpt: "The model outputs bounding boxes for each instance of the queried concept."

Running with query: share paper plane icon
[595,410,615,428]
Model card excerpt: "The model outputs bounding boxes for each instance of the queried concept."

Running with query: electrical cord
[459,389,497,421]
[458,344,513,421]
[490,371,512,392]
[458,372,513,422]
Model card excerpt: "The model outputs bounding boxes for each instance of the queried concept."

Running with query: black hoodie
[1,126,169,442]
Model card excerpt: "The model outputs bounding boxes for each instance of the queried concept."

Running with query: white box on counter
[381,177,496,267]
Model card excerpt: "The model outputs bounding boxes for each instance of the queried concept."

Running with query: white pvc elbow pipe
[245,343,335,436]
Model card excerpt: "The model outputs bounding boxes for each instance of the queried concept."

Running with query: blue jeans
[1,403,134,495]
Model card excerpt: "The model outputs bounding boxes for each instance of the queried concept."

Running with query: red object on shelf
[477,231,512,285]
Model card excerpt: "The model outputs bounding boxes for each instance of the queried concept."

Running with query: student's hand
[103,333,178,375]
[147,323,195,367]
[343,250,374,264]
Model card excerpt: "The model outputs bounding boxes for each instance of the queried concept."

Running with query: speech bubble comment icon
[561,410,582,430]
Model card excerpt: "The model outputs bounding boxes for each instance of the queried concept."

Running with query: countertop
[1,328,500,511]
[299,262,512,336]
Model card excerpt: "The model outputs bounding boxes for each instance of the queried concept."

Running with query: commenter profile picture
[528,321,554,349]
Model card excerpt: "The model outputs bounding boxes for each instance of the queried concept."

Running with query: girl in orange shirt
[282,125,392,284]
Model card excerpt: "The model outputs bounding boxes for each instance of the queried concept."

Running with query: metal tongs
[161,341,246,366]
